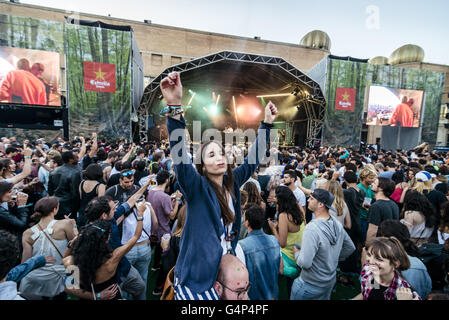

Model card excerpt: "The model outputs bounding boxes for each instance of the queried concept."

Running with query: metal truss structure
[137,51,326,147]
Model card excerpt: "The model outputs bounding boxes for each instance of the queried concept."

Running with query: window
[151,54,162,66]
[171,56,182,65]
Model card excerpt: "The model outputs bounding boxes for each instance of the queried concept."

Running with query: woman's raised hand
[396,287,414,300]
[264,101,278,124]
[160,71,183,106]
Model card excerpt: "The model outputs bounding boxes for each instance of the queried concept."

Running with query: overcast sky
[22,0,449,65]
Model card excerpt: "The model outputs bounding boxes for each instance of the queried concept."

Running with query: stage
[136,51,326,148]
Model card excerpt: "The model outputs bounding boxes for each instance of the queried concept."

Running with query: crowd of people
[1,72,449,301]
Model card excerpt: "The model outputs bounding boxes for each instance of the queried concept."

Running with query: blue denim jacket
[168,116,271,293]
[402,255,432,299]
[6,255,46,283]
[238,229,281,300]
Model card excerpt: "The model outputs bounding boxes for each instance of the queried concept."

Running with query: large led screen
[366,85,424,127]
[0,46,61,106]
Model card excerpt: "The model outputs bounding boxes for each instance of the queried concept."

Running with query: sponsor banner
[335,87,356,111]
[83,61,116,92]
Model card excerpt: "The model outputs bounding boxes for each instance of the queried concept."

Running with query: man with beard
[105,169,139,205]
[283,170,306,219]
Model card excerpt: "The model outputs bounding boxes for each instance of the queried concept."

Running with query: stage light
[236,106,243,115]
[291,88,300,96]
[256,93,291,98]
[209,104,218,115]
[216,94,220,106]
[187,92,196,106]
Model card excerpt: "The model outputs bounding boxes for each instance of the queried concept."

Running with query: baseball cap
[415,171,432,182]
[310,188,337,212]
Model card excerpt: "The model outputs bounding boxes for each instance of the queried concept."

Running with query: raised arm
[77,136,86,160]
[162,72,202,201]
[109,201,145,266]
[9,147,32,185]
[121,143,136,164]
[88,133,98,159]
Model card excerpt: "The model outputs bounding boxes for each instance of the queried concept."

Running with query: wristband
[261,121,274,129]
[176,198,181,201]
[160,105,183,117]
[24,156,32,159]
[97,292,101,300]
[136,216,144,221]
[162,248,169,253]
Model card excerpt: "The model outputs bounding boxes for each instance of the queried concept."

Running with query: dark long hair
[403,190,438,228]
[195,141,235,225]
[243,181,262,205]
[72,220,112,288]
[275,186,303,226]
[377,219,420,257]
[0,181,13,201]
[0,159,12,177]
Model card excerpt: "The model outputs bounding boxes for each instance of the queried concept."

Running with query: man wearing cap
[290,188,355,300]
[414,171,446,223]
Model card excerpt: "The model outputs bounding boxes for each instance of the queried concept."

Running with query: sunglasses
[121,170,134,177]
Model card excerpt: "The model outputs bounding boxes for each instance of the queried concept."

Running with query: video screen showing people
[0,46,61,106]
[366,85,423,127]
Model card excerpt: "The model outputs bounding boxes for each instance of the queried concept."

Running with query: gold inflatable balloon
[368,56,389,65]
[300,30,331,51]
[388,44,424,66]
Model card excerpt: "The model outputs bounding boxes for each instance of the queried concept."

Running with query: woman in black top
[69,203,145,300]
[78,164,106,227]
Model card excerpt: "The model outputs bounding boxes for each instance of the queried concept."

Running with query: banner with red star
[83,61,116,92]
[335,87,356,111]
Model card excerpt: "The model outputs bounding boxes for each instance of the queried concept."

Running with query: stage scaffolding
[137,51,326,147]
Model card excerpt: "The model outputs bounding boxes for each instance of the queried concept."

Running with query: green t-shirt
[357,182,374,220]
[302,173,317,190]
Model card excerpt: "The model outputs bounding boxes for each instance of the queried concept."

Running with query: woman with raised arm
[161,71,277,300]
[67,200,146,300]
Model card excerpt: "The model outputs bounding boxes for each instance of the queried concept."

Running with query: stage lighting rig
[291,87,300,96]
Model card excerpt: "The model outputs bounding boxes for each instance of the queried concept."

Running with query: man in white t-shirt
[282,170,306,217]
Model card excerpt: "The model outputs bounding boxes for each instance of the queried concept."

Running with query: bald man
[213,254,250,300]
[0,58,47,105]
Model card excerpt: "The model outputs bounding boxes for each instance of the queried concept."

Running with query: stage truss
[137,51,326,147]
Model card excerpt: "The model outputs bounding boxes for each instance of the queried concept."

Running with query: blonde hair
[315,177,329,189]
[413,180,432,193]
[324,180,345,216]
[359,164,378,181]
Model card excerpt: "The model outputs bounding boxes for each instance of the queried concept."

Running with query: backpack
[160,267,175,300]
[418,243,449,290]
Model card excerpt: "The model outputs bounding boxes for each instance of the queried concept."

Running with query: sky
[22,0,449,65]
